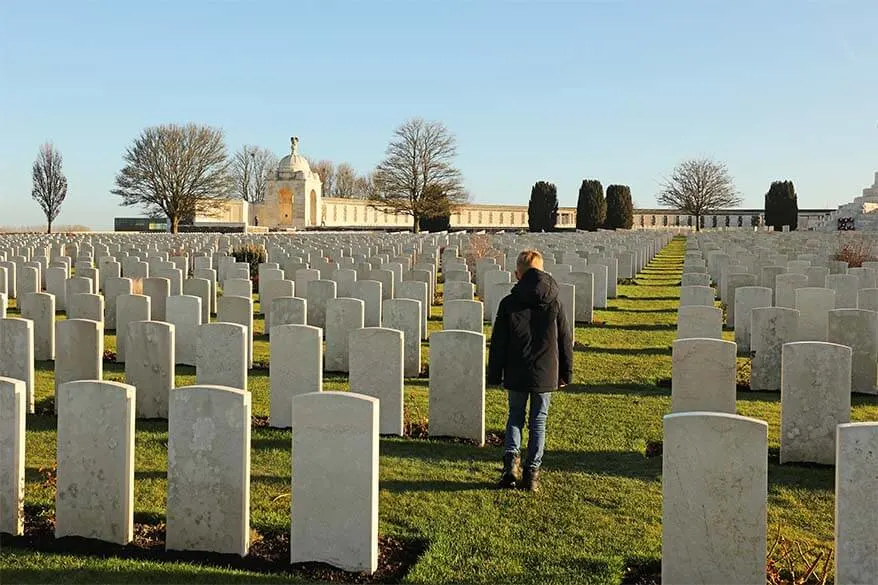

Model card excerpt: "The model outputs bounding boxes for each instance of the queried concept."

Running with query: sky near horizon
[1,1,876,230]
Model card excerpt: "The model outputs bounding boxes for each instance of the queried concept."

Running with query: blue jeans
[504,391,552,470]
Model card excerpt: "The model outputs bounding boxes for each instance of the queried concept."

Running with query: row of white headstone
[667,235,877,583]
[0,377,381,572]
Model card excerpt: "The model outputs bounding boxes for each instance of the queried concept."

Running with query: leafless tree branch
[111,123,233,233]
[656,158,740,231]
[31,142,68,233]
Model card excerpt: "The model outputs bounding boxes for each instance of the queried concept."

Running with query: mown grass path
[3,236,877,584]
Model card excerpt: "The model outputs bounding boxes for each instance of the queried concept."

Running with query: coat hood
[511,268,559,308]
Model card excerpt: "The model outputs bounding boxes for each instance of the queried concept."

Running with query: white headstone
[269,324,322,429]
[324,298,365,373]
[383,298,421,377]
[671,338,736,413]
[166,385,251,556]
[662,412,767,585]
[429,330,485,445]
[780,341,851,464]
[290,392,378,573]
[196,323,247,391]
[349,328,404,436]
[0,377,25,535]
[55,380,134,545]
[125,320,175,418]
[835,422,878,584]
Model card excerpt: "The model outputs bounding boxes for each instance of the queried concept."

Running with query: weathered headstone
[383,298,421,377]
[217,295,254,368]
[750,307,799,391]
[349,328,404,436]
[270,324,322,428]
[734,286,772,353]
[125,320,175,418]
[662,412,767,585]
[429,330,485,445]
[306,280,337,329]
[20,292,55,361]
[116,294,150,363]
[166,385,251,556]
[676,306,723,340]
[780,341,851,464]
[672,338,736,413]
[290,392,378,573]
[55,380,134,545]
[166,295,201,366]
[828,309,878,394]
[352,280,382,327]
[794,287,836,342]
[0,377,25,535]
[835,422,878,584]
[196,323,247,391]
[54,319,102,396]
[324,298,365,373]
[679,285,715,307]
[142,277,170,321]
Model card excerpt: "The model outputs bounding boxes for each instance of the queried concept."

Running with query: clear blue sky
[1,1,876,229]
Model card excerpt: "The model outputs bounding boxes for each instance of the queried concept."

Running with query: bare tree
[371,118,468,232]
[31,143,68,233]
[657,158,740,232]
[231,145,277,203]
[308,159,335,198]
[334,162,360,198]
[112,123,233,233]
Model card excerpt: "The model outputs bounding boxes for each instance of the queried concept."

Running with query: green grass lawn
[3,236,876,584]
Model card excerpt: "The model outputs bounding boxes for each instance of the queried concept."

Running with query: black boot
[497,453,521,488]
[522,468,540,492]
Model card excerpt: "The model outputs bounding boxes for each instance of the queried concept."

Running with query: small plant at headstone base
[103,349,118,363]
[765,525,833,585]
[231,243,266,280]
[736,356,751,391]
[833,240,875,268]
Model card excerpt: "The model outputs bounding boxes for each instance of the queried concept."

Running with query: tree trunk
[170,214,180,234]
[47,218,52,234]
[695,214,701,232]
[412,214,420,233]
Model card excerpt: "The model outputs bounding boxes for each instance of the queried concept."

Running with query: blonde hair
[516,250,544,274]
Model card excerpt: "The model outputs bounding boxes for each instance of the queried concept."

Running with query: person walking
[487,250,573,492]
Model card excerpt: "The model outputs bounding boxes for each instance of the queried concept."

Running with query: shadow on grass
[598,323,675,332]
[574,346,670,357]
[378,439,662,480]
[561,383,669,398]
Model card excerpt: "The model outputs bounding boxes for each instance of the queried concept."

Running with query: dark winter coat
[487,268,573,392]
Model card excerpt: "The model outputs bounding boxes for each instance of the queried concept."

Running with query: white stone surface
[750,307,798,391]
[166,295,201,366]
[0,377,25,535]
[794,287,836,341]
[671,337,736,413]
[775,273,809,309]
[104,277,133,330]
[725,273,757,327]
[349,328,404,436]
[828,309,878,394]
[217,295,254,368]
[142,277,170,321]
[676,306,722,340]
[679,285,715,307]
[443,299,483,333]
[20,292,55,361]
[583,264,608,309]
[681,272,710,287]
[568,271,594,323]
[734,286,772,353]
[271,296,307,328]
[291,392,378,573]
[383,298,421,377]
[306,279,336,329]
[55,380,134,545]
[827,274,860,309]
[662,412,767,585]
[780,341,851,464]
[429,330,485,445]
[270,324,322,428]
[166,385,251,556]
[66,290,102,322]
[261,278,294,333]
[398,280,429,338]
[196,323,247,391]
[835,422,878,584]
[116,294,150,363]
[324,298,364,373]
[857,287,878,312]
[54,318,102,396]
[182,277,211,324]
[352,280,382,327]
[125,320,175,418]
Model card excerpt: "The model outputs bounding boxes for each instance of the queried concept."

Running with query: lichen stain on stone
[191,417,216,452]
